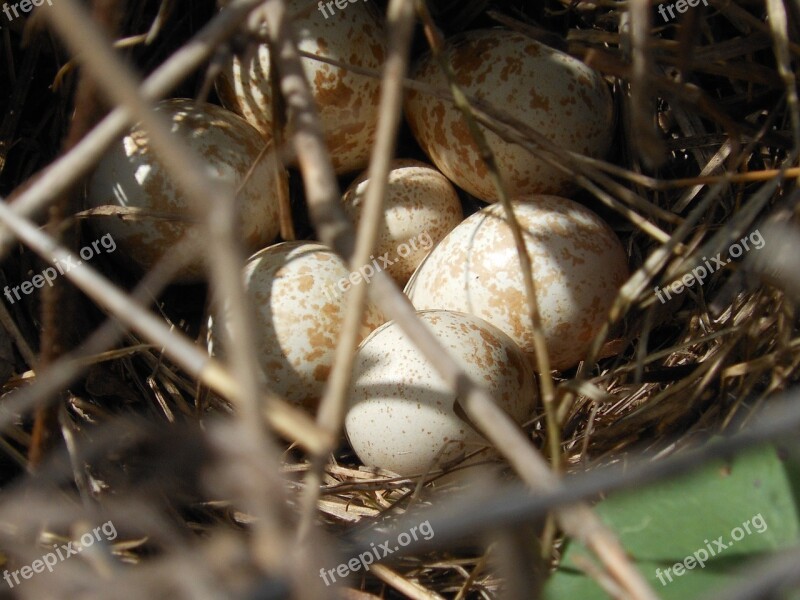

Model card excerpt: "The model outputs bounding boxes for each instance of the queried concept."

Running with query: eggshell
[345,309,536,476]
[228,241,385,410]
[405,197,629,370]
[86,98,282,282]
[216,0,385,174]
[404,29,614,202]
[341,159,463,285]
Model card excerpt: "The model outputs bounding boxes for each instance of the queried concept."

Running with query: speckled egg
[341,159,463,285]
[405,197,629,370]
[345,310,536,476]
[216,0,385,174]
[233,241,385,410]
[404,29,614,202]
[86,98,282,282]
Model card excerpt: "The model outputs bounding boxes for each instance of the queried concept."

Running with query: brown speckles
[449,34,502,75]
[406,198,629,370]
[427,103,448,150]
[222,242,386,410]
[313,364,331,382]
[449,118,473,149]
[219,0,385,174]
[524,42,542,57]
[499,56,523,81]
[404,29,614,202]
[296,274,314,293]
[307,327,335,353]
[342,160,463,285]
[529,87,550,111]
[577,86,596,112]
[86,99,281,283]
[314,69,355,106]
[345,310,536,476]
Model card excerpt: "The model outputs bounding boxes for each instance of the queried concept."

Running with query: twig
[371,564,445,600]
[413,0,559,470]
[0,196,327,452]
[0,235,195,432]
[260,0,657,596]
[295,0,416,544]
[344,383,800,561]
[40,0,327,574]
[0,299,36,368]
[765,0,800,156]
[0,0,267,258]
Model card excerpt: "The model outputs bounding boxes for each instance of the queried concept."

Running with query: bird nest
[0,0,798,598]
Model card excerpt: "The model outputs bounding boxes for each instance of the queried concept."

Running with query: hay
[0,0,797,597]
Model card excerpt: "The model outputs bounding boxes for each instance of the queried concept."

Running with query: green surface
[544,445,800,599]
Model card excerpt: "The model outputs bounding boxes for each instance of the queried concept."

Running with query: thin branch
[343,383,800,562]
[0,196,328,453]
[0,0,266,258]
[295,0,416,544]
[261,0,657,597]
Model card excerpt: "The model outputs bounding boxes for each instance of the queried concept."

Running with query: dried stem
[295,0,417,544]
[0,0,266,258]
[260,0,658,596]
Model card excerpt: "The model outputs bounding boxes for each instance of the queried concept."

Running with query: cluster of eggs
[85,1,628,478]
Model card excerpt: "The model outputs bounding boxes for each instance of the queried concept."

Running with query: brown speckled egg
[405,197,629,371]
[404,29,614,202]
[234,241,385,410]
[216,0,385,174]
[341,159,463,285]
[345,310,536,476]
[86,98,282,282]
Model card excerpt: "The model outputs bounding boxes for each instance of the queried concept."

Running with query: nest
[0,0,798,598]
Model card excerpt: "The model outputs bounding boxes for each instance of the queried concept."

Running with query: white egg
[345,309,536,476]
[405,29,614,202]
[228,241,385,410]
[216,0,385,174]
[86,98,282,282]
[405,197,629,370]
[341,159,463,285]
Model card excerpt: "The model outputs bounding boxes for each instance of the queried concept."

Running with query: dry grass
[0,0,798,598]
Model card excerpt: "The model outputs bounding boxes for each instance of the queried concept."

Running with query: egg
[405,197,629,370]
[345,309,536,477]
[221,241,385,410]
[404,29,614,202]
[85,98,282,282]
[341,159,463,285]
[216,0,385,174]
